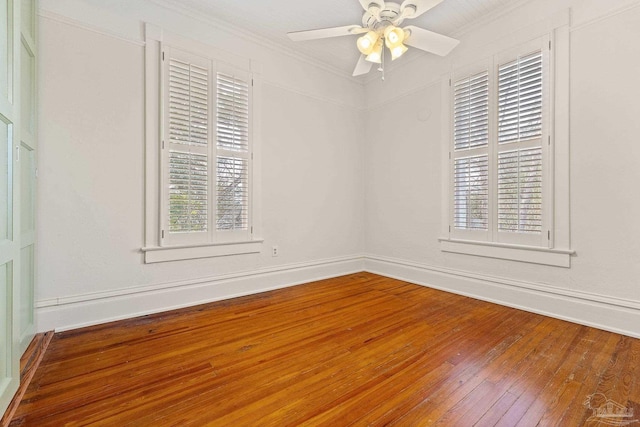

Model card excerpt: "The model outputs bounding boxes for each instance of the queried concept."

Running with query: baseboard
[37,253,640,339]
[36,255,364,332]
[363,254,640,339]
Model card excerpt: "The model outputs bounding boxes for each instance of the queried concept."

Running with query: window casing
[143,25,262,263]
[439,16,575,268]
[448,36,551,249]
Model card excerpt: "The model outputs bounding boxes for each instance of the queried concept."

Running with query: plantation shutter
[215,70,250,232]
[454,155,489,230]
[498,52,543,143]
[454,72,489,151]
[448,37,549,248]
[498,147,542,233]
[497,51,543,235]
[165,50,211,242]
[160,46,254,248]
[452,71,489,233]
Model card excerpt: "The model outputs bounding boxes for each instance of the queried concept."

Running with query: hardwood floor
[1,331,54,427]
[8,273,640,426]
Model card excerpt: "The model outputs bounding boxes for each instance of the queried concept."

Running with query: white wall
[37,0,640,337]
[364,0,640,337]
[36,0,365,330]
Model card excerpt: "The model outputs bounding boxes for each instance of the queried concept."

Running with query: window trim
[439,238,574,268]
[450,36,550,246]
[143,24,262,263]
[440,19,572,267]
[141,240,263,264]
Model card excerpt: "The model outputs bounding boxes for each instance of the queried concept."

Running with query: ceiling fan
[287,0,460,77]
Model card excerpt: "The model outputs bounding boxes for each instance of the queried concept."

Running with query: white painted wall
[36,0,640,336]
[364,0,640,336]
[36,0,365,330]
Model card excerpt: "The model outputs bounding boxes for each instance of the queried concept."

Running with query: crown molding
[448,0,533,40]
[146,0,365,86]
[569,0,640,33]
[38,9,146,46]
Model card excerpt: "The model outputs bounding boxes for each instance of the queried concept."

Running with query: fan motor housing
[362,2,404,32]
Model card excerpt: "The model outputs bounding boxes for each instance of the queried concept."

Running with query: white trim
[442,23,572,260]
[36,255,365,332]
[146,0,363,85]
[570,0,640,33]
[38,10,146,47]
[142,240,263,263]
[39,5,364,88]
[36,255,640,339]
[364,255,640,339]
[146,27,260,258]
[439,238,573,267]
[448,10,570,80]
[40,10,363,110]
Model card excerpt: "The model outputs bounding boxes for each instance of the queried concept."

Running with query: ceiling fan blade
[403,26,460,56]
[352,54,373,76]
[400,0,443,19]
[287,25,365,42]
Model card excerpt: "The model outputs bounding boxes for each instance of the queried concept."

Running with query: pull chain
[379,39,385,81]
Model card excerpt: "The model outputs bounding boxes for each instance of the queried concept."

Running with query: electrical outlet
[272,246,279,257]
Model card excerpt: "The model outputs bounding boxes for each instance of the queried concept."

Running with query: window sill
[439,238,574,268]
[141,239,264,263]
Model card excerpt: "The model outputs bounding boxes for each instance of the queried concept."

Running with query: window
[162,47,251,246]
[143,25,262,263]
[442,33,573,267]
[450,41,548,247]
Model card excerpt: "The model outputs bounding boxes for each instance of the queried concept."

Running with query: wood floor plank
[492,322,584,427]
[7,273,640,426]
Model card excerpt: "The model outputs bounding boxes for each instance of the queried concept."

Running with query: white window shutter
[454,155,489,230]
[159,45,255,249]
[168,59,208,148]
[216,73,249,152]
[454,72,489,150]
[452,70,489,234]
[163,49,211,244]
[497,51,544,237]
[215,71,250,232]
[168,151,208,233]
[498,147,543,233]
[448,38,550,249]
[498,52,543,144]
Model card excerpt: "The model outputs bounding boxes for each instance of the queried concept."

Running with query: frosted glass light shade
[365,39,384,63]
[357,31,380,55]
[390,43,408,60]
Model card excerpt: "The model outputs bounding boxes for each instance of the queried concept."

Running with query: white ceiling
[157,0,519,78]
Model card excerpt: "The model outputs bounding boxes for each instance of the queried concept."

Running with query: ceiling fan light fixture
[365,39,384,63]
[357,31,380,55]
[384,26,405,47]
[390,43,408,60]
[287,0,460,78]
